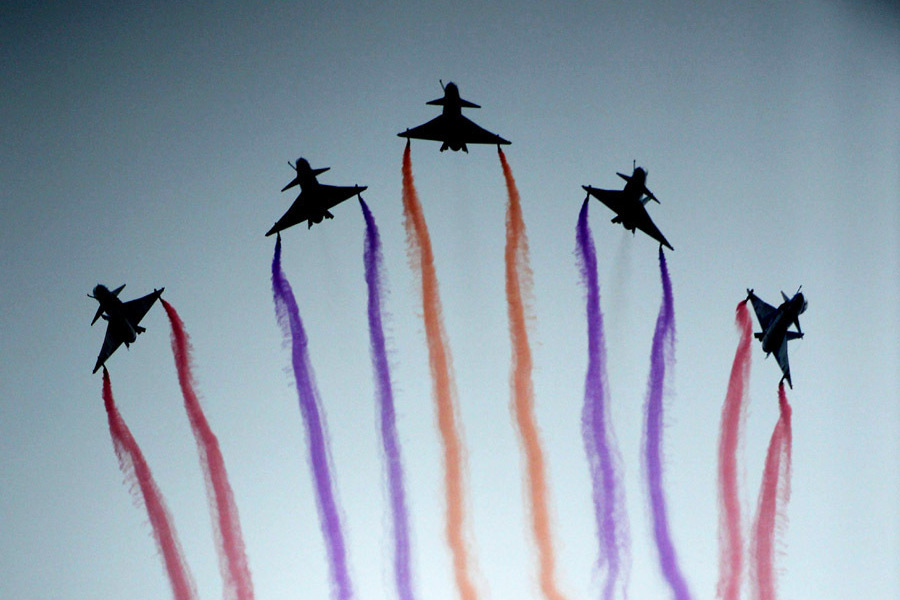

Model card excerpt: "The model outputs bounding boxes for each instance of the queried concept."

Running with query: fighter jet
[266,158,367,236]
[397,81,511,152]
[583,163,673,250]
[89,284,164,373]
[746,288,808,388]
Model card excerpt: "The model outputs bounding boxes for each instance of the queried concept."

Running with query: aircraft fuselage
[759,294,806,355]
[92,285,139,346]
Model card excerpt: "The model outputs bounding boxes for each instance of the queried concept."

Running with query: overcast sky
[2,2,898,599]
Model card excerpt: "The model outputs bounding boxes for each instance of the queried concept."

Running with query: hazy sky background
[2,2,898,599]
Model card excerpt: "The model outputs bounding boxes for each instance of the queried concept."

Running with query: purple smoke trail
[360,198,417,600]
[271,235,354,600]
[575,199,629,600]
[644,247,692,600]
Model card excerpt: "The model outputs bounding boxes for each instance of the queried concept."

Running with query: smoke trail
[716,301,753,600]
[575,199,629,600]
[401,141,480,600]
[359,197,418,600]
[161,300,255,600]
[643,247,693,600]
[271,236,354,600]
[102,367,198,600]
[750,385,793,600]
[499,148,568,600]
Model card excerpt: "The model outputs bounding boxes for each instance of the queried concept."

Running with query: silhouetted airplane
[582,163,673,250]
[397,81,511,152]
[746,288,808,388]
[89,284,164,373]
[266,158,367,236]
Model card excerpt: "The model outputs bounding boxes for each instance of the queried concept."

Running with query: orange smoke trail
[401,141,479,600]
[499,148,567,600]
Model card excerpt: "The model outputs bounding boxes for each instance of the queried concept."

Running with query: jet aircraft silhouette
[397,81,511,152]
[266,158,366,236]
[746,288,808,388]
[89,284,164,373]
[582,163,673,250]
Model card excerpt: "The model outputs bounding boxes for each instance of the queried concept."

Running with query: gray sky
[2,2,898,599]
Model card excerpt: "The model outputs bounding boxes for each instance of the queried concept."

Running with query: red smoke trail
[499,148,567,600]
[162,299,255,600]
[716,301,753,600]
[750,385,793,600]
[102,367,198,600]
[401,141,480,600]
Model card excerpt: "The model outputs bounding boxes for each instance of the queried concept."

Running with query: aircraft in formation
[265,158,367,236]
[583,163,673,251]
[94,81,811,385]
[746,288,807,388]
[89,284,164,373]
[398,81,511,152]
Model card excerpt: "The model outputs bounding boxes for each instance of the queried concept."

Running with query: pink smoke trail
[360,197,418,600]
[161,299,255,600]
[102,367,198,600]
[271,236,354,600]
[750,385,793,600]
[499,148,568,600]
[716,301,753,600]
[575,199,629,600]
[643,247,692,600]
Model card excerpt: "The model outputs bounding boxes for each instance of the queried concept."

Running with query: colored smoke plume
[716,301,753,600]
[162,299,255,600]
[271,236,354,600]
[401,141,480,600]
[750,385,793,600]
[643,248,693,600]
[360,198,418,600]
[102,367,198,600]
[575,199,629,600]
[500,148,567,600]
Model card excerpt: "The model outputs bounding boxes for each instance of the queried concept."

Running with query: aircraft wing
[631,209,674,250]
[93,324,125,373]
[398,114,511,146]
[774,338,792,388]
[584,187,673,250]
[583,187,630,217]
[266,185,366,236]
[122,289,164,327]
[455,115,511,145]
[319,184,367,211]
[748,292,778,331]
[398,115,451,143]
